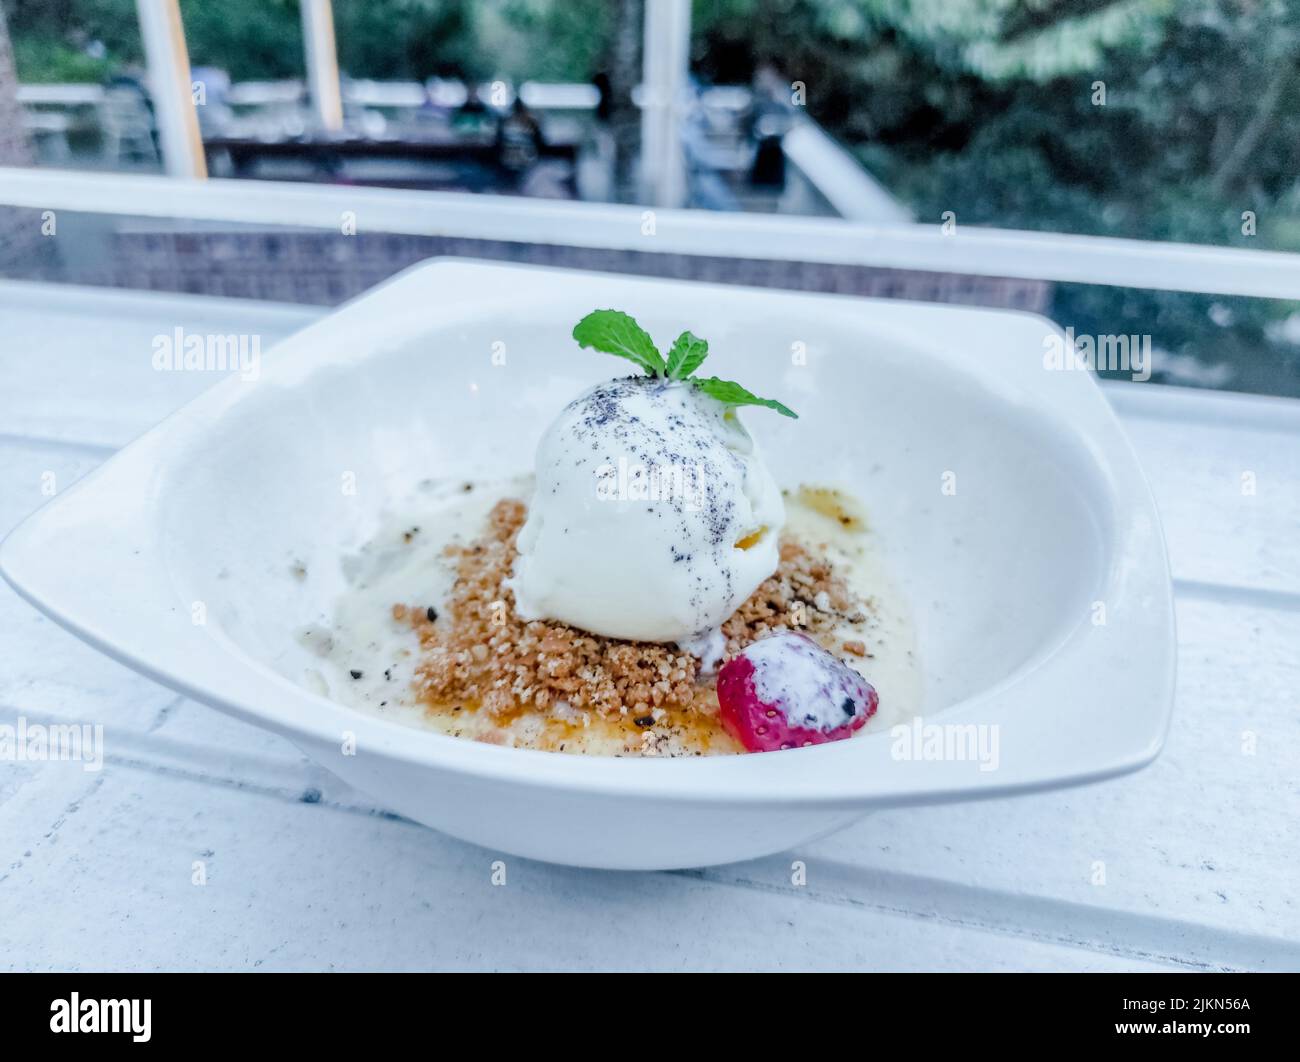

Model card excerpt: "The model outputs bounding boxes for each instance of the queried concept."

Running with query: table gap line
[1173,578,1300,613]
[0,431,116,456]
[675,864,1297,972]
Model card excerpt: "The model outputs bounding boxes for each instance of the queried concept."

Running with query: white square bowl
[0,260,1175,869]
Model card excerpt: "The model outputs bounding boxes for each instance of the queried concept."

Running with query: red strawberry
[717,632,878,753]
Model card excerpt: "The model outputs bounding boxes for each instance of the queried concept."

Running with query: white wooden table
[2,280,1297,972]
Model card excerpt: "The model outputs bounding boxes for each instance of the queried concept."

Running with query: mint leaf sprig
[571,309,664,377]
[691,376,797,419]
[571,309,798,419]
[664,330,708,379]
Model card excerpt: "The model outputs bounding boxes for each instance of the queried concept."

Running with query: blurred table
[203,132,577,177]
[1,279,1297,971]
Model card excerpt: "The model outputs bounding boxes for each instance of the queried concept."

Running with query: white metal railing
[2,166,1299,301]
[781,122,912,224]
[15,84,106,106]
[224,80,306,106]
[16,79,720,113]
[15,77,583,110]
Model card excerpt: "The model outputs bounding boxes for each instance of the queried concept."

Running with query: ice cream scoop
[508,375,785,658]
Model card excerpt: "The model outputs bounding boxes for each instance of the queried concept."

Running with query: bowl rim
[0,258,1176,807]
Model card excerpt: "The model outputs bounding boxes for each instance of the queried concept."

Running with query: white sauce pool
[302,477,923,755]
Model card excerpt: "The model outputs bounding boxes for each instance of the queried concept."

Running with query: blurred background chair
[99,81,159,166]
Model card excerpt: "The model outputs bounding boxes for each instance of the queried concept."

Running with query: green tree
[694,0,1300,393]
[5,0,611,83]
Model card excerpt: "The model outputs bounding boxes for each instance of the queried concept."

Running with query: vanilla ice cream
[508,376,785,657]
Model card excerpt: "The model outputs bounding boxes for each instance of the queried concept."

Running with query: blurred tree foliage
[5,0,611,82]
[7,0,1299,389]
[691,0,1300,391]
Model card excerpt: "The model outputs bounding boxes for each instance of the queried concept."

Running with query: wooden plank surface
[1,281,1296,971]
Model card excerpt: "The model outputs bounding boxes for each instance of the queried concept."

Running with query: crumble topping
[397,498,872,723]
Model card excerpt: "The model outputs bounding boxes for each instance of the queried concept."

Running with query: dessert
[305,309,921,756]
[508,311,789,663]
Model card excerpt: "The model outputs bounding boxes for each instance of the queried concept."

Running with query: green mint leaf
[693,376,798,419]
[665,330,709,379]
[572,310,665,376]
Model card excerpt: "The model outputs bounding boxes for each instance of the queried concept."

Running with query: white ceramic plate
[0,260,1175,869]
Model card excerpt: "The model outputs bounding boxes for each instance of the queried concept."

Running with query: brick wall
[20,222,1050,313]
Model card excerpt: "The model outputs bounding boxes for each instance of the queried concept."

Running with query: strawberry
[716,632,878,753]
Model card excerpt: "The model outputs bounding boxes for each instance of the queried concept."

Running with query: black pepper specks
[538,376,769,635]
